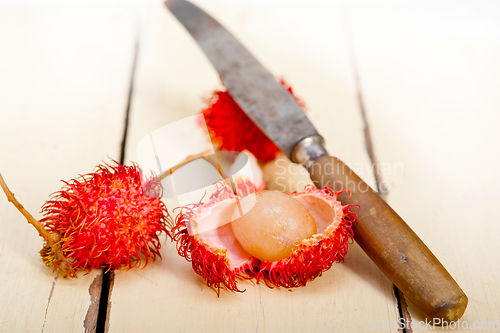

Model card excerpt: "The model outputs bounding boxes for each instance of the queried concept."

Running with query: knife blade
[164,0,320,159]
[165,0,467,322]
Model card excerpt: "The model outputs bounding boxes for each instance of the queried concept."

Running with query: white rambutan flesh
[231,191,317,262]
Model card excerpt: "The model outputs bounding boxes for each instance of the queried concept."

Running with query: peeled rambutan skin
[40,162,172,275]
[172,184,357,294]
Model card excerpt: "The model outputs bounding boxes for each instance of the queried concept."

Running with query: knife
[165,0,467,322]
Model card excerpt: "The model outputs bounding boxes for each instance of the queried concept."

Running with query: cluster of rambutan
[0,79,358,296]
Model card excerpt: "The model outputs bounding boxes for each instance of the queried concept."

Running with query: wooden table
[1,1,499,332]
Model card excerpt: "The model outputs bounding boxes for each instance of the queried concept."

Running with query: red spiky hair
[40,162,172,276]
[200,79,306,163]
[172,183,257,295]
[172,183,357,295]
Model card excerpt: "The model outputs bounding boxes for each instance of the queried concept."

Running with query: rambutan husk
[200,79,305,163]
[171,183,358,295]
[172,183,257,295]
[0,162,172,277]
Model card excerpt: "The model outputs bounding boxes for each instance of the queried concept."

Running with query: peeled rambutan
[200,79,305,163]
[0,162,172,278]
[171,183,357,295]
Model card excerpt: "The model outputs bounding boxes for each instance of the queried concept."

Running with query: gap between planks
[342,7,413,333]
[85,34,141,333]
[84,274,103,333]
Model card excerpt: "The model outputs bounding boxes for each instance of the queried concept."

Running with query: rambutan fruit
[261,152,315,193]
[171,183,357,295]
[0,162,172,278]
[200,79,305,163]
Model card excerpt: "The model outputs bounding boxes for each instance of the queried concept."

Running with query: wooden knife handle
[308,155,467,322]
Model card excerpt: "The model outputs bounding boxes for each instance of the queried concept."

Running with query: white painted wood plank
[0,5,135,333]
[349,1,500,331]
[108,3,399,332]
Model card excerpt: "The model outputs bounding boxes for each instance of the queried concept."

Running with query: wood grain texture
[347,2,500,331]
[107,3,399,332]
[0,5,135,333]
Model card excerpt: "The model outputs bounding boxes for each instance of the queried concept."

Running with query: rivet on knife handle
[165,0,468,322]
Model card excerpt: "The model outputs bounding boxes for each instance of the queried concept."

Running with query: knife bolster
[290,135,329,167]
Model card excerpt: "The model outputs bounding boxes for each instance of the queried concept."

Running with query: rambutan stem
[155,149,235,193]
[0,172,48,238]
[157,149,214,182]
[0,172,76,277]
[202,154,230,180]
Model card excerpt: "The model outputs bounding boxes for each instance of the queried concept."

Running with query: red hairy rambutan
[200,79,305,163]
[171,183,357,295]
[0,162,172,278]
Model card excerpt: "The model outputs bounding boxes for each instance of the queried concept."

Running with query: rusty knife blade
[165,0,321,159]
